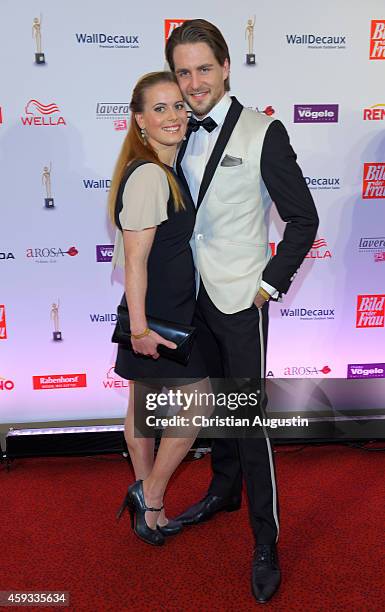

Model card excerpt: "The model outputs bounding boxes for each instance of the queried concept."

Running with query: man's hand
[253,293,268,309]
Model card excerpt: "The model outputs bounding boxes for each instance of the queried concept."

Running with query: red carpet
[1,444,384,611]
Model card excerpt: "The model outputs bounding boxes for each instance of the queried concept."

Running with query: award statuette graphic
[245,16,256,65]
[42,163,54,208]
[32,15,45,64]
[51,301,62,341]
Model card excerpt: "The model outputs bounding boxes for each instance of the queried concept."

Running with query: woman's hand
[131,330,177,359]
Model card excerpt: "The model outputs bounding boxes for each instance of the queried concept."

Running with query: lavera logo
[359,237,385,262]
[356,295,385,328]
[286,33,346,49]
[370,20,385,59]
[362,163,385,198]
[89,313,117,324]
[164,19,186,42]
[305,176,341,190]
[96,245,114,262]
[26,246,78,263]
[305,238,332,260]
[83,178,111,190]
[363,104,385,120]
[21,100,66,126]
[103,366,129,389]
[347,363,385,379]
[0,305,7,340]
[0,375,14,391]
[294,105,338,123]
[284,365,331,376]
[96,103,129,131]
[75,33,139,48]
[33,373,87,390]
[280,306,335,321]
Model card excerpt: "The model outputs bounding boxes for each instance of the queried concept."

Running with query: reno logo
[370,20,385,59]
[0,375,14,391]
[363,104,385,120]
[305,238,332,260]
[21,100,66,126]
[362,163,385,199]
[284,365,331,376]
[96,245,114,262]
[294,104,338,123]
[164,19,186,42]
[356,295,385,328]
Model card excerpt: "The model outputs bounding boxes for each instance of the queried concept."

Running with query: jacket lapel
[197,96,243,209]
[176,129,194,203]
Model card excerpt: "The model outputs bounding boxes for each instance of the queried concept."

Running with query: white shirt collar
[193,94,232,128]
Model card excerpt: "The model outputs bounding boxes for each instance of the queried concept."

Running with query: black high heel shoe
[157,519,183,536]
[116,480,165,546]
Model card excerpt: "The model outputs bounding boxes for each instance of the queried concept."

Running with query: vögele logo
[286,33,346,49]
[83,178,111,190]
[280,306,335,321]
[76,32,139,49]
[370,20,385,59]
[363,104,385,120]
[356,295,385,328]
[294,105,338,123]
[26,246,79,263]
[96,245,114,262]
[21,100,66,126]
[347,363,385,379]
[305,238,332,260]
[362,163,385,199]
[305,176,341,190]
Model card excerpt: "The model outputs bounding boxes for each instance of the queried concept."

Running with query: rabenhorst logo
[362,163,385,198]
[164,19,186,42]
[370,20,385,59]
[0,375,14,391]
[89,313,117,324]
[347,363,385,379]
[280,306,335,321]
[83,178,111,190]
[284,365,331,376]
[363,104,385,120]
[96,102,129,131]
[305,176,341,190]
[0,305,7,340]
[0,251,15,260]
[294,104,338,123]
[26,246,78,263]
[286,33,346,49]
[21,100,66,126]
[305,238,332,260]
[356,295,385,328]
[33,373,87,390]
[75,33,139,49]
[102,366,129,389]
[96,245,114,262]
[359,236,385,262]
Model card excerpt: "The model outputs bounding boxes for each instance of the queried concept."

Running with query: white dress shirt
[181,93,278,298]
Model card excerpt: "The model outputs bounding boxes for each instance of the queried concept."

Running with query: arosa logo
[370,20,385,59]
[363,104,385,120]
[21,100,66,126]
[305,238,331,260]
[76,33,139,48]
[284,365,331,376]
[0,252,15,260]
[164,20,186,42]
[286,33,346,49]
[26,246,78,262]
[356,295,385,328]
[347,363,385,379]
[362,163,385,199]
[96,245,113,262]
[0,375,14,391]
[305,176,340,190]
[103,366,129,389]
[33,373,87,390]
[280,307,335,321]
[294,104,338,123]
[83,178,111,190]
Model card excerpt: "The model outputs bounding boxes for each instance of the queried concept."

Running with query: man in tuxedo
[166,20,319,603]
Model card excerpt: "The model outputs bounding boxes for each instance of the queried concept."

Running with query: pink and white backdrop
[0,0,384,425]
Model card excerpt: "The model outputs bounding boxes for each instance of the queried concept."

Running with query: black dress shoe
[251,544,281,603]
[174,494,241,526]
[157,519,183,536]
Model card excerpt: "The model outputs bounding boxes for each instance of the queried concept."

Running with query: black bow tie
[188,116,218,133]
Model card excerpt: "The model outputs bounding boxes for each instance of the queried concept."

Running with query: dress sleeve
[119,163,170,231]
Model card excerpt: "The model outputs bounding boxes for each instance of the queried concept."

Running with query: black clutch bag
[111,305,196,366]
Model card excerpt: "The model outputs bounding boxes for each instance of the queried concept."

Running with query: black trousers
[193,282,280,545]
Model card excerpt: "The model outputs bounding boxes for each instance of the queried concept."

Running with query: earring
[140,127,147,145]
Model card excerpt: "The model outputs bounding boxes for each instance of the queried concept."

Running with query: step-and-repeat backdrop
[1,0,384,424]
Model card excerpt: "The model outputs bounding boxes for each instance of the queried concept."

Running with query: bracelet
[258,287,271,301]
[130,327,151,340]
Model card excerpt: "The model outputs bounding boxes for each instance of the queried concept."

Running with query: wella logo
[356,295,385,328]
[0,305,7,340]
[21,100,66,126]
[294,104,338,123]
[164,19,186,42]
[362,163,385,198]
[96,245,114,262]
[103,366,129,389]
[363,104,385,120]
[305,238,332,260]
[370,20,385,59]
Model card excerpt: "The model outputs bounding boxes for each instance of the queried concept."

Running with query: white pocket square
[220,154,243,167]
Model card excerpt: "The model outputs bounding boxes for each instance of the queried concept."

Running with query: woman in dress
[108,72,210,546]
